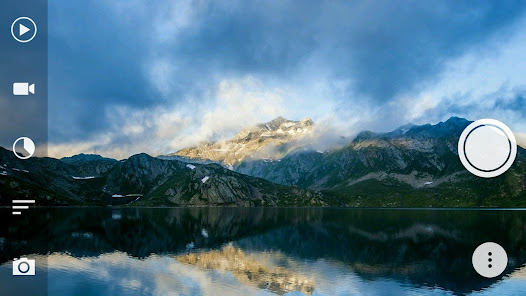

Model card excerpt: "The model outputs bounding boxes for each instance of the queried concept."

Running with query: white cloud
[152,0,202,43]
[177,76,284,142]
[47,135,114,159]
[147,58,178,99]
[49,76,285,159]
[392,16,526,133]
[47,3,526,159]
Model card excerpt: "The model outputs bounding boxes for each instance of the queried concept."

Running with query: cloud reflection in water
[45,251,526,296]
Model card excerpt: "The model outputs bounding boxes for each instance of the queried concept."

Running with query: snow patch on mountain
[72,176,96,180]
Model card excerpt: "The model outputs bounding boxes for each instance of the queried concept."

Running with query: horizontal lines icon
[12,199,35,215]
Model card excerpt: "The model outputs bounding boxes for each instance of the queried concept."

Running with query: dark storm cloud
[165,0,526,99]
[48,0,526,143]
[320,1,526,101]
[493,94,526,111]
[49,1,156,140]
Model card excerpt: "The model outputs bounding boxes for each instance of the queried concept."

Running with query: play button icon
[11,17,37,43]
[19,24,30,36]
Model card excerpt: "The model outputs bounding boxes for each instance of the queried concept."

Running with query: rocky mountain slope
[60,154,118,176]
[237,117,471,188]
[104,153,330,206]
[0,148,331,207]
[1,116,525,207]
[179,117,526,206]
[169,117,315,168]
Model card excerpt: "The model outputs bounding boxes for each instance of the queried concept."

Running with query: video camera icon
[13,82,35,96]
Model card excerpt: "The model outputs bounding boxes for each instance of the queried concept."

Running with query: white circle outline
[13,137,35,160]
[458,119,517,178]
[11,17,37,43]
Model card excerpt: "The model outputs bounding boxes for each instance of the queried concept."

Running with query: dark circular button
[18,261,30,273]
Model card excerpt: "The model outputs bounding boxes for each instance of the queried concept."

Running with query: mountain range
[165,116,316,168]
[1,116,525,207]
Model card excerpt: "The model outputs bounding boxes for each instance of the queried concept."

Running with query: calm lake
[1,208,526,295]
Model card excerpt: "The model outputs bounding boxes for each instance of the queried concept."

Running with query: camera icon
[12,258,35,276]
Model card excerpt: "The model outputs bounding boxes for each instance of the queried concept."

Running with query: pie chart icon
[13,137,35,160]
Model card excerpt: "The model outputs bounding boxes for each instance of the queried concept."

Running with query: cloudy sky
[48,0,526,159]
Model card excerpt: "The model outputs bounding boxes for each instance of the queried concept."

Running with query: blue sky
[48,0,526,159]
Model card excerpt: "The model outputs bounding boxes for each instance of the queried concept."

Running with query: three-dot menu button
[472,242,508,278]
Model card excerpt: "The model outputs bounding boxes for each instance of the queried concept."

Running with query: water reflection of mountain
[176,245,316,295]
[1,208,526,295]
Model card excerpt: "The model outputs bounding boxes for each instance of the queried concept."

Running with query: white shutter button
[458,119,517,178]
